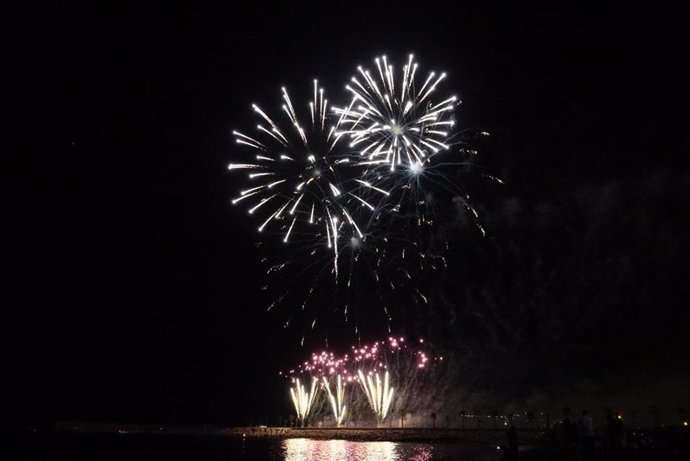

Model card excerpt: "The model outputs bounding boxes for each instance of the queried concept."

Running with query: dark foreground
[520,424,690,461]
[1,425,688,460]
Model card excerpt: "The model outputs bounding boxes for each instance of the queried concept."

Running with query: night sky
[3,2,689,427]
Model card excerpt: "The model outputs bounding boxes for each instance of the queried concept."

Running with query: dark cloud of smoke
[409,163,690,423]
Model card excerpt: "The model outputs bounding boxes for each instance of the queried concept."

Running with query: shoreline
[53,422,538,443]
[224,427,534,443]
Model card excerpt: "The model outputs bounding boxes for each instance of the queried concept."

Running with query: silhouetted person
[612,412,625,450]
[549,421,560,444]
[561,416,577,446]
[506,424,519,460]
[579,410,595,459]
[606,411,625,457]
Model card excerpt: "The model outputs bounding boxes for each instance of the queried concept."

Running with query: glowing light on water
[284,439,422,461]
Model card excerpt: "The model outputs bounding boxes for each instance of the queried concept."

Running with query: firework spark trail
[358,369,394,423]
[290,377,318,426]
[322,375,347,427]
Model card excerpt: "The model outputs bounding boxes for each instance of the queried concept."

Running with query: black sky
[2,2,689,426]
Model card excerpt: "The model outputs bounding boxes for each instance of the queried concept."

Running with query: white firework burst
[228,80,381,276]
[226,57,496,343]
[334,54,459,176]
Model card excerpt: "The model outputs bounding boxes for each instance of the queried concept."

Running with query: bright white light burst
[334,54,458,174]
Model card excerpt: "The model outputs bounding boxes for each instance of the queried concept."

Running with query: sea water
[4,431,498,460]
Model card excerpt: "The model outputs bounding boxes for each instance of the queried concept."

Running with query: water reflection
[282,438,433,461]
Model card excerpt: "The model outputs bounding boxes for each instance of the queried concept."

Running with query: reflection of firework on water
[289,377,318,426]
[281,336,445,426]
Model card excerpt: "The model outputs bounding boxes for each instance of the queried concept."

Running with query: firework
[289,377,318,426]
[334,54,458,175]
[228,80,374,256]
[227,80,393,339]
[322,375,347,427]
[358,369,394,422]
[227,56,495,343]
[331,54,493,244]
[282,336,445,426]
